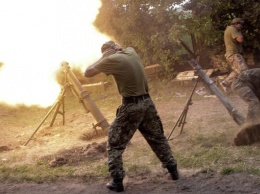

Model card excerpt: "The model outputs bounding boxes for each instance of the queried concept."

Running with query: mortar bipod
[168,78,199,140]
[24,85,67,146]
[24,62,110,146]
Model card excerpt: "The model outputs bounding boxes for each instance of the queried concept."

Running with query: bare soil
[1,172,260,194]
[1,83,260,194]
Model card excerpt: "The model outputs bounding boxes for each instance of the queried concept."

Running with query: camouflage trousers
[232,80,260,123]
[107,97,177,179]
[225,53,248,86]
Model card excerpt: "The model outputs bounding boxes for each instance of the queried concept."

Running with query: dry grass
[1,77,260,183]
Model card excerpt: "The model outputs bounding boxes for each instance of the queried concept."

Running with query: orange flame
[0,0,109,107]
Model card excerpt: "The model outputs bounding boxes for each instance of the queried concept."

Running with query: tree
[182,0,260,56]
[94,0,186,71]
[94,0,260,72]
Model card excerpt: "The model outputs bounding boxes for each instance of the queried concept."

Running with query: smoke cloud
[0,0,109,107]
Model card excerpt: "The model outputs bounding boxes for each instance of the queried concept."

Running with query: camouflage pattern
[234,123,260,146]
[225,53,248,86]
[231,68,260,122]
[107,97,177,179]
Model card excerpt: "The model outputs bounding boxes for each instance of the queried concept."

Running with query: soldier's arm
[84,64,100,77]
[236,35,244,43]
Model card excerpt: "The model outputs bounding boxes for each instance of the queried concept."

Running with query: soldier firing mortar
[232,68,260,145]
[178,39,260,146]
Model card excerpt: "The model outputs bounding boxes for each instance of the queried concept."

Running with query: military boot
[106,178,124,192]
[167,164,179,180]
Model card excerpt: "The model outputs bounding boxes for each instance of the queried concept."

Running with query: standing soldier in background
[84,40,179,192]
[221,18,249,93]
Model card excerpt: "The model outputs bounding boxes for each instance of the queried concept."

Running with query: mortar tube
[188,59,245,125]
[61,62,110,131]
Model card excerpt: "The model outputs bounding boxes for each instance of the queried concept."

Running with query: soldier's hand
[102,48,116,58]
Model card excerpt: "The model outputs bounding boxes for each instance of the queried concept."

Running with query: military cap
[231,18,244,24]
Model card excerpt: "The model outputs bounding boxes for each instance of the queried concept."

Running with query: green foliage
[95,0,186,68]
[182,0,260,53]
[94,0,260,72]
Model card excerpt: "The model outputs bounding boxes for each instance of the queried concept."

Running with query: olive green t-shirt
[95,47,149,97]
[224,26,243,57]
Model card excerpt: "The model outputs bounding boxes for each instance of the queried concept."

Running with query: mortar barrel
[61,62,110,131]
[188,59,245,125]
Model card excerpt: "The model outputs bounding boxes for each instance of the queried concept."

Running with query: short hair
[101,41,116,53]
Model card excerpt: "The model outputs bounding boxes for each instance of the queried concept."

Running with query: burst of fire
[0,0,109,107]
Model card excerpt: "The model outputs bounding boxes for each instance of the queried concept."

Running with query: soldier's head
[231,18,244,30]
[101,40,122,54]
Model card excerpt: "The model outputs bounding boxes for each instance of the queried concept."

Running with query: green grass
[1,78,260,183]
[0,163,75,183]
[126,164,151,177]
[221,167,237,175]
[95,164,109,176]
[175,144,260,176]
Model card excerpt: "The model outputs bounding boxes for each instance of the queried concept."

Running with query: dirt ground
[1,172,260,194]
[1,83,260,194]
